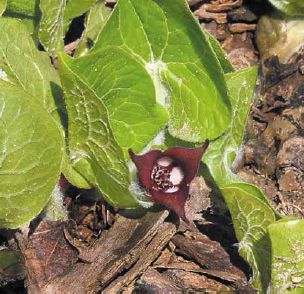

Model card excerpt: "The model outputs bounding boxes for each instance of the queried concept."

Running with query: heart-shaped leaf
[91,0,232,143]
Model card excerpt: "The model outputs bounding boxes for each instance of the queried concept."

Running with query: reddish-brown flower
[128,140,209,223]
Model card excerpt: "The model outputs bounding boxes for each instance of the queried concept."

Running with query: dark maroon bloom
[128,140,209,223]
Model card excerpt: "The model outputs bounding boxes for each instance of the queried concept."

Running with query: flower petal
[128,149,162,189]
[151,185,190,223]
[163,140,209,184]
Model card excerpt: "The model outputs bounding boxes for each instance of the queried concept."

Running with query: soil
[1,0,303,293]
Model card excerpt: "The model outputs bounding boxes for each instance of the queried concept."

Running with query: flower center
[151,157,185,193]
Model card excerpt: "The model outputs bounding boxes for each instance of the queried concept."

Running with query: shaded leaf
[0,250,24,281]
[5,0,37,17]
[4,0,40,39]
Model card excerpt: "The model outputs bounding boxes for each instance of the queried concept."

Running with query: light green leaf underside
[204,67,257,185]
[0,0,6,16]
[59,55,138,208]
[61,153,91,189]
[67,46,168,155]
[221,184,275,292]
[74,0,111,58]
[0,82,63,229]
[0,18,63,123]
[38,0,66,55]
[92,0,231,142]
[202,67,282,290]
[268,219,304,293]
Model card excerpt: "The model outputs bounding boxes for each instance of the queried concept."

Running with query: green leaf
[221,183,275,291]
[63,0,96,32]
[0,0,7,16]
[61,153,91,189]
[92,0,231,143]
[74,0,111,58]
[269,0,304,16]
[0,18,90,189]
[203,67,257,185]
[58,54,138,208]
[0,81,63,229]
[38,0,66,55]
[0,250,24,278]
[66,47,168,154]
[268,219,304,293]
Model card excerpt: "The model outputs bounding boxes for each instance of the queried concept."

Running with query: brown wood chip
[103,221,176,293]
[229,23,256,33]
[194,8,227,24]
[42,211,169,294]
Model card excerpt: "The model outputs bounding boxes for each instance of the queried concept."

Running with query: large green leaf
[92,0,231,143]
[268,219,304,293]
[58,55,138,208]
[38,0,66,55]
[0,0,6,16]
[0,82,63,228]
[66,46,168,155]
[0,18,88,191]
[74,0,111,58]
